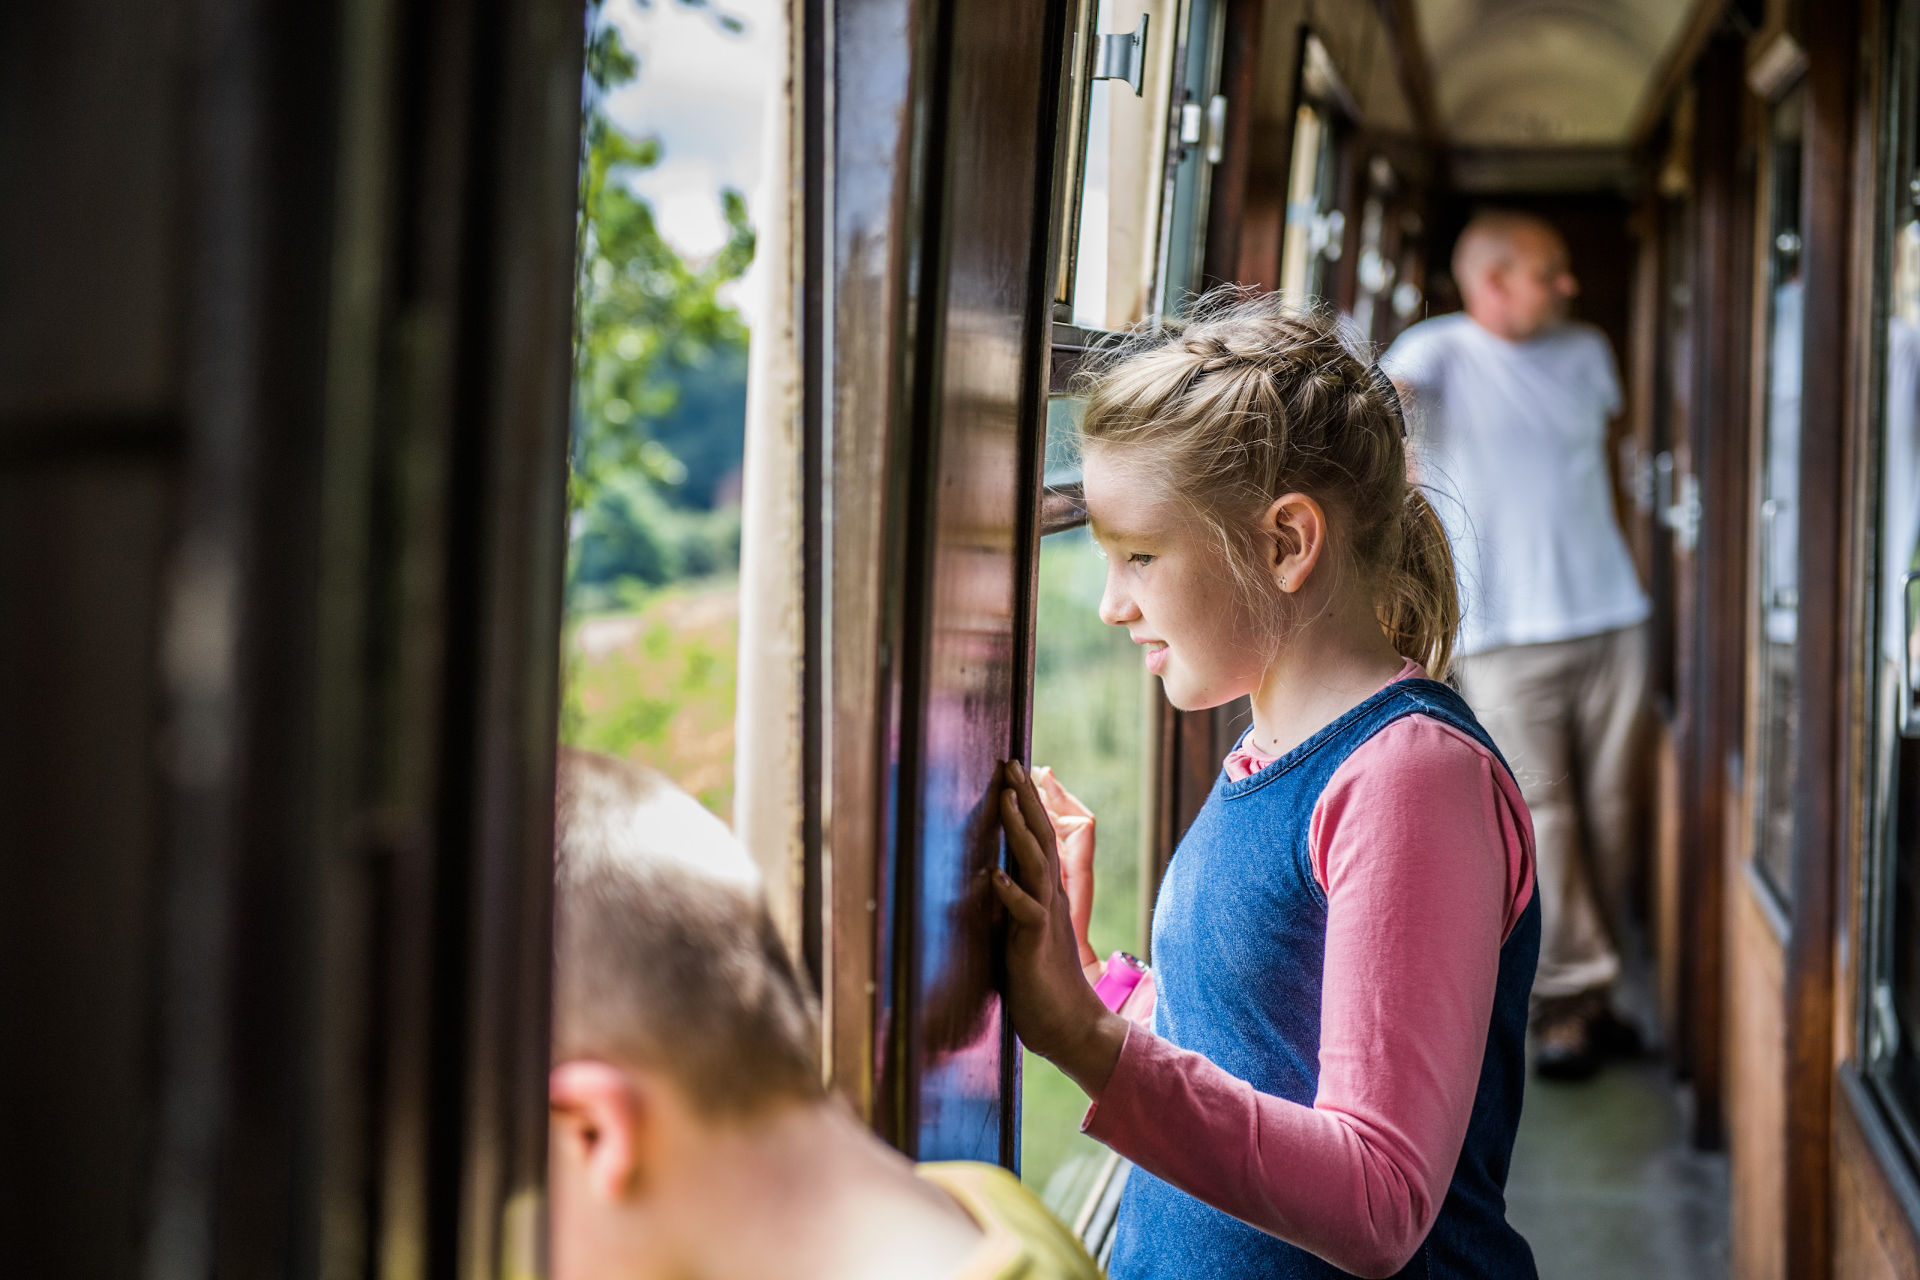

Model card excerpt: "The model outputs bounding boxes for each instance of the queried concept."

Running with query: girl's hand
[992,760,1127,1098]
[1033,766,1100,971]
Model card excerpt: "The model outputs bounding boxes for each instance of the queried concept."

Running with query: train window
[1020,394,1151,1211]
[1156,0,1229,310]
[561,5,759,809]
[1750,82,1807,908]
[1055,0,1098,313]
[1069,0,1181,330]
[1351,157,1398,345]
[1865,0,1920,1159]
[1278,34,1353,307]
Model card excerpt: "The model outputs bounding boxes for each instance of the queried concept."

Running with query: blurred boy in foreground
[548,748,1105,1280]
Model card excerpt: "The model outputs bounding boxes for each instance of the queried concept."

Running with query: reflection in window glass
[1019,527,1149,1206]
[1752,84,1805,904]
[1868,19,1920,1147]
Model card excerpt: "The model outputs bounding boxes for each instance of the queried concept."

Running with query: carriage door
[1857,0,1920,1203]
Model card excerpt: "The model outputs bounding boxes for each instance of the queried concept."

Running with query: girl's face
[1083,451,1274,710]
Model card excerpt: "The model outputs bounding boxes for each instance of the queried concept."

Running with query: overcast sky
[603,0,775,262]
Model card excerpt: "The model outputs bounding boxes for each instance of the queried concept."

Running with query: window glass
[1158,0,1227,311]
[1278,100,1345,307]
[1867,0,1920,1152]
[1751,84,1806,905]
[1018,526,1149,1205]
[561,1,761,818]
[1351,158,1397,343]
[1020,396,1149,1205]
[1055,0,1101,310]
[1070,0,1180,330]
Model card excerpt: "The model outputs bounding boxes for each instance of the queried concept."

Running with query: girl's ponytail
[1380,486,1460,682]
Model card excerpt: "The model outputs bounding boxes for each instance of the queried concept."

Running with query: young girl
[991,298,1541,1279]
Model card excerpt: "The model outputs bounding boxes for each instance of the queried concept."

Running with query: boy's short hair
[553,749,822,1115]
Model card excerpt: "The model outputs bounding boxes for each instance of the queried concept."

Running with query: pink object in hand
[1092,950,1149,1011]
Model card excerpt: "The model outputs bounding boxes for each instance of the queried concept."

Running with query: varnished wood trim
[1372,0,1440,145]
[1630,0,1733,149]
[1783,5,1862,1274]
[1837,1070,1920,1275]
[1679,27,1754,1149]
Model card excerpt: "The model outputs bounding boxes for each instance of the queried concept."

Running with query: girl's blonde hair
[1075,290,1460,680]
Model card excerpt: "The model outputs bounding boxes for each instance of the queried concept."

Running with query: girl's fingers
[1035,767,1092,818]
[999,789,1053,902]
[990,867,1047,929]
[1006,764,1059,865]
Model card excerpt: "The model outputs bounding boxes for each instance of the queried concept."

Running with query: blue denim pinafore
[1108,678,1540,1279]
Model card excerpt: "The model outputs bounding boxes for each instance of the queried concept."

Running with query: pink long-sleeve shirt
[1081,660,1536,1278]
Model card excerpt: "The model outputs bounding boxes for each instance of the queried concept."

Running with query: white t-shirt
[1382,313,1650,655]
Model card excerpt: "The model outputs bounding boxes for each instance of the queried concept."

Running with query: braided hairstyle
[1075,290,1460,680]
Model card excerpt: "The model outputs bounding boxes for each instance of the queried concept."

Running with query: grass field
[560,576,740,818]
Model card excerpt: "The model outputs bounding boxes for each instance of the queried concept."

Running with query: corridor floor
[1507,1053,1730,1277]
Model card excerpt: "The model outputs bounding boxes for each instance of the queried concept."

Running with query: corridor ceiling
[1408,0,1704,147]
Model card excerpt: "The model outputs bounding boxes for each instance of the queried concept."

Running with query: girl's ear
[1264,493,1327,592]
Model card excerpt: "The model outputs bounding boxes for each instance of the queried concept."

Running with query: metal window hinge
[1094,14,1149,96]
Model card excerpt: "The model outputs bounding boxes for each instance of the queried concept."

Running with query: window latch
[1176,94,1229,165]
[1094,14,1149,96]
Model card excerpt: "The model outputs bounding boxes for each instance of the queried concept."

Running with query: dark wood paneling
[0,462,174,1279]
[1201,0,1263,290]
[0,2,183,425]
[1785,5,1863,1274]
[0,1,584,1275]
[1834,1074,1920,1279]
[1680,27,1757,1149]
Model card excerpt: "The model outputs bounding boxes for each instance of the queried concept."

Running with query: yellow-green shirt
[917,1161,1106,1280]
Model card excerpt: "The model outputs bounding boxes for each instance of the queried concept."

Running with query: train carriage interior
[21,0,1920,1275]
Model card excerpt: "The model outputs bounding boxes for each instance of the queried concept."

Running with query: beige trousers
[1454,624,1651,1001]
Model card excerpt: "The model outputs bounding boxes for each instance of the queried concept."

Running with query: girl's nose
[1098,567,1139,627]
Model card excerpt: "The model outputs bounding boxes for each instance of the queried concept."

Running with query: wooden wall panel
[1833,1079,1920,1280]
[1729,876,1789,1280]
[1834,1140,1912,1280]
[0,463,173,1278]
[1655,726,1685,1048]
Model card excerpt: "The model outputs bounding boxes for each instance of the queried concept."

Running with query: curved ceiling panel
[1412,0,1698,146]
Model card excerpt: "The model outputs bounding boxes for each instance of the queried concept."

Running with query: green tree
[573,3,754,515]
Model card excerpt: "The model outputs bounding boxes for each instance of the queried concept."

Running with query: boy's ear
[550,1059,649,1204]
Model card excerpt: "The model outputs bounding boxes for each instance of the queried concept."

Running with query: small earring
[1279,576,1289,589]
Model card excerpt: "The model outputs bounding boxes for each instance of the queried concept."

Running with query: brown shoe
[1532,998,1600,1081]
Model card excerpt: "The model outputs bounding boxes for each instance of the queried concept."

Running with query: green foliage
[569,479,742,609]
[560,579,741,816]
[1018,530,1154,1204]
[573,13,753,514]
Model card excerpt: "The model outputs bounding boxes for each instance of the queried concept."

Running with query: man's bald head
[1453,212,1578,341]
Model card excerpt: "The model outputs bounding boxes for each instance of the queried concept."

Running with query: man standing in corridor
[1383,211,1650,1080]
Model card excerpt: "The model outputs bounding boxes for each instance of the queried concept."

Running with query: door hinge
[1095,14,1150,96]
